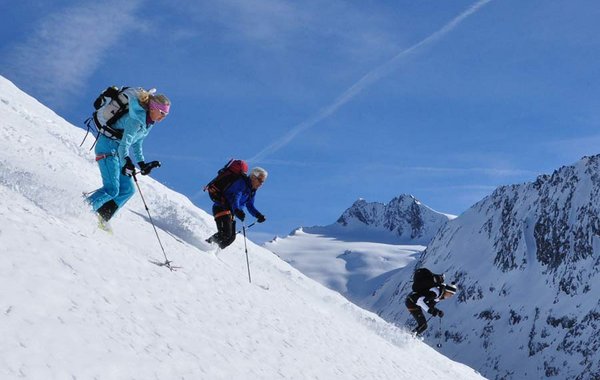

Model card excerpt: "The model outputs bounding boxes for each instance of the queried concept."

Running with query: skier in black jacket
[405,268,457,335]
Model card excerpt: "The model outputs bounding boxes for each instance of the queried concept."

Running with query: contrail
[249,0,492,163]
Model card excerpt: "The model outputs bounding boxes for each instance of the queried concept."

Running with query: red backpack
[204,159,249,203]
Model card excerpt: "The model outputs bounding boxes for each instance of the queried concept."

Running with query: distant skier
[405,267,457,335]
[85,88,170,229]
[206,167,267,249]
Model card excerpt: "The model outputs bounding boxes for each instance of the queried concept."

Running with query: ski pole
[242,221,252,283]
[236,222,256,235]
[436,317,443,348]
[82,189,98,197]
[132,173,176,271]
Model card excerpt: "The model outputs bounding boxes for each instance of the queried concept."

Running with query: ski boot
[96,200,118,233]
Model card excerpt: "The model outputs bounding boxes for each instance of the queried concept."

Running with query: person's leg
[212,206,236,249]
[87,155,120,211]
[207,205,224,244]
[412,310,428,335]
[219,218,236,248]
[113,172,135,209]
[406,295,428,335]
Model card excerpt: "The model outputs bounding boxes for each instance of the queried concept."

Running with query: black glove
[428,307,444,318]
[256,214,266,223]
[138,160,161,176]
[121,157,135,177]
[234,209,246,221]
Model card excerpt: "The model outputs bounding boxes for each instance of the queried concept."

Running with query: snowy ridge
[375,156,600,379]
[0,76,483,379]
[334,195,453,245]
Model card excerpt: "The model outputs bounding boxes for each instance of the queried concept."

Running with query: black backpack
[203,159,249,203]
[412,268,444,294]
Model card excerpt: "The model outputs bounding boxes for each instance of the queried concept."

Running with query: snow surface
[265,227,423,310]
[0,76,484,379]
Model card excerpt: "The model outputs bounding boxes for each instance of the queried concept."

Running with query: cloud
[176,0,310,50]
[208,0,302,45]
[4,0,142,108]
[181,0,401,59]
[248,0,493,164]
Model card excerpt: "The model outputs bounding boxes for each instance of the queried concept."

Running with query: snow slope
[0,76,484,379]
[266,227,423,308]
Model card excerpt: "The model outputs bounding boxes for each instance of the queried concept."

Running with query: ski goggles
[149,100,170,116]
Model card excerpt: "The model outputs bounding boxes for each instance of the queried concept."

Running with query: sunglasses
[255,176,265,184]
[158,109,168,116]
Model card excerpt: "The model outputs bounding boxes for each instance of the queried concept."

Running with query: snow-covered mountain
[265,196,452,308]
[335,195,453,245]
[375,156,600,380]
[0,76,484,379]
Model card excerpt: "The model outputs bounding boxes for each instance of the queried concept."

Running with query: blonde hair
[137,89,170,109]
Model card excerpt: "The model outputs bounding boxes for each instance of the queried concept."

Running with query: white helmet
[442,283,458,299]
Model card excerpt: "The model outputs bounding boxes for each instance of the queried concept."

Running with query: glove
[428,307,444,318]
[256,214,266,223]
[138,160,161,176]
[234,209,246,221]
[121,157,135,177]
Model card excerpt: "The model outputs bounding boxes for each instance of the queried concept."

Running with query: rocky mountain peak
[335,194,451,244]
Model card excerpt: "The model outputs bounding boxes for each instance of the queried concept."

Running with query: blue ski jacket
[95,92,153,163]
[217,176,261,217]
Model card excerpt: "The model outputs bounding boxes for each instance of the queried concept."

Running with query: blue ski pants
[87,150,135,213]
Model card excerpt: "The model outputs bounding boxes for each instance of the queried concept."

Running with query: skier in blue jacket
[207,167,267,249]
[86,88,170,228]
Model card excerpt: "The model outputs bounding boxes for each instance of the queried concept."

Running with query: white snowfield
[0,76,484,380]
[266,227,424,309]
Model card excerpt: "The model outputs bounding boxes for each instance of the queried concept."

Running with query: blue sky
[2,0,600,243]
